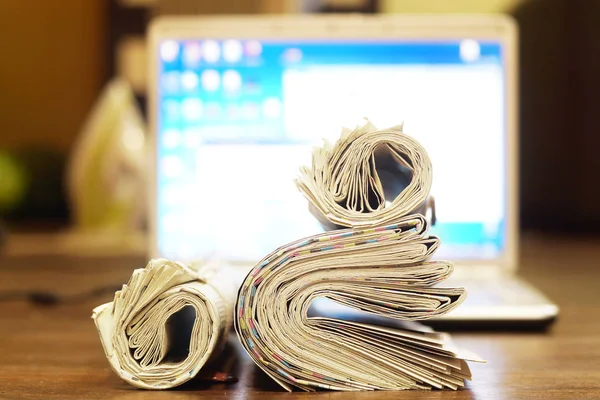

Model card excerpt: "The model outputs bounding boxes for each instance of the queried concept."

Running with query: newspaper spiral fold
[296,120,434,229]
[92,259,235,389]
[235,215,481,392]
[235,120,483,391]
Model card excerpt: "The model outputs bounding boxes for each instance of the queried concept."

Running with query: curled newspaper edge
[296,119,434,229]
[235,121,484,391]
[92,259,235,389]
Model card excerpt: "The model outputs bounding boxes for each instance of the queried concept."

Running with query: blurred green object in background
[0,148,68,223]
[0,150,29,215]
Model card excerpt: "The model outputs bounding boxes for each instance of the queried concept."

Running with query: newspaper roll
[235,215,481,392]
[296,120,434,229]
[92,259,235,389]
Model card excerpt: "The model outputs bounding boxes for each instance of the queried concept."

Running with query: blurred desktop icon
[200,69,220,92]
[180,70,199,92]
[222,70,242,94]
[160,71,180,94]
[180,98,204,121]
[244,40,262,57]
[161,99,180,121]
[223,39,244,63]
[459,39,481,62]
[161,129,182,150]
[201,40,220,63]
[182,41,202,67]
[66,79,146,233]
[147,15,557,327]
[160,40,179,63]
[282,48,303,64]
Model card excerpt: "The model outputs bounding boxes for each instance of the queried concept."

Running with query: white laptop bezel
[147,15,518,274]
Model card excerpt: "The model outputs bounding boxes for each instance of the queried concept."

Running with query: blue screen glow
[156,39,506,262]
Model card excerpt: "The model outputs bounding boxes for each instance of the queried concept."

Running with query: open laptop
[148,15,558,327]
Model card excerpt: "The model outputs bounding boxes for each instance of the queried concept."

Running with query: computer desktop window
[156,39,505,262]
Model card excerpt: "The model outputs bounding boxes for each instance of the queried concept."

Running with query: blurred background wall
[515,0,600,233]
[0,0,107,152]
[0,0,598,233]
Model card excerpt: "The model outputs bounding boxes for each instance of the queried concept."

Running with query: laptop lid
[148,15,518,272]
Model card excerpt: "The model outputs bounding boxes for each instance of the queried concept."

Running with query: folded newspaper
[235,121,484,391]
[92,259,235,389]
[296,120,435,229]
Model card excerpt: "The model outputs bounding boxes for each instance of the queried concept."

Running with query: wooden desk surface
[1,235,599,400]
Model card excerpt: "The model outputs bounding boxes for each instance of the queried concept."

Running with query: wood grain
[1,234,599,399]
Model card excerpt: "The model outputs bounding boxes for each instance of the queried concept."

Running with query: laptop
[147,15,558,327]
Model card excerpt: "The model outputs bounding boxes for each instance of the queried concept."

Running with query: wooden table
[1,234,599,399]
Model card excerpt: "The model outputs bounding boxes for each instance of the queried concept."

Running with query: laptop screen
[155,39,505,262]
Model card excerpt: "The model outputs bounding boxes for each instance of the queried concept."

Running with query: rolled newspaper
[296,120,434,229]
[234,215,481,391]
[92,259,235,389]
